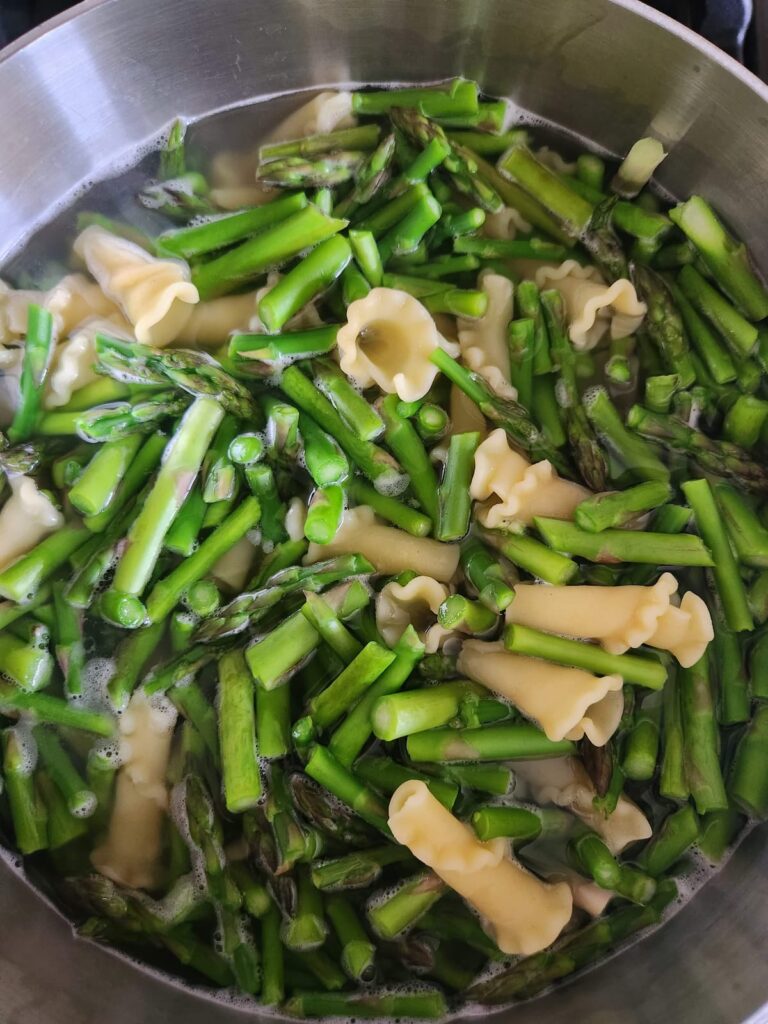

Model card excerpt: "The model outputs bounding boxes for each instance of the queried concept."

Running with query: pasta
[0,344,22,425]
[506,572,714,667]
[535,260,646,350]
[457,273,516,399]
[284,497,308,542]
[482,205,532,240]
[305,506,460,583]
[45,316,133,409]
[176,291,260,347]
[91,692,177,890]
[388,780,573,955]
[375,575,452,653]
[515,758,653,854]
[458,640,624,745]
[470,428,590,529]
[211,536,255,592]
[536,146,578,175]
[73,226,199,347]
[1,273,120,343]
[337,288,453,402]
[267,90,356,143]
[0,475,64,572]
[449,382,487,437]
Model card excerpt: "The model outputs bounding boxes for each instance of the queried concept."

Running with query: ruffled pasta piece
[0,345,22,425]
[73,226,199,347]
[449,383,487,438]
[210,184,277,210]
[483,206,532,240]
[211,536,255,592]
[176,291,260,347]
[515,757,652,854]
[458,640,623,745]
[0,475,64,572]
[45,316,133,410]
[268,90,356,143]
[389,781,572,955]
[457,274,515,399]
[284,497,308,542]
[1,273,120,343]
[521,843,614,917]
[536,261,646,351]
[305,506,460,583]
[376,575,452,654]
[210,148,260,188]
[471,428,590,529]
[506,572,711,665]
[91,692,177,890]
[536,146,578,175]
[337,288,449,402]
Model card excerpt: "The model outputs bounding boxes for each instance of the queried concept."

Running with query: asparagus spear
[407,722,575,762]
[8,305,55,444]
[679,654,728,815]
[631,264,696,385]
[574,480,672,533]
[729,706,768,818]
[2,728,48,854]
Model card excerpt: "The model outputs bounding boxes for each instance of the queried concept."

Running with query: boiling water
[0,83,750,1020]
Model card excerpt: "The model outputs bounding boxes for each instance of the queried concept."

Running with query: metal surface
[1,0,768,1021]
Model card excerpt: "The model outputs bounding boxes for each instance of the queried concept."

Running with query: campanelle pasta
[376,575,452,654]
[457,273,516,399]
[536,260,647,350]
[0,475,64,571]
[515,758,653,854]
[470,428,590,529]
[91,692,177,890]
[45,316,134,409]
[506,573,714,667]
[458,640,624,745]
[305,506,460,582]
[73,226,199,347]
[1,273,120,343]
[388,780,573,955]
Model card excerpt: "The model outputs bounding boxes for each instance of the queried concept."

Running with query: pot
[1,1,767,1021]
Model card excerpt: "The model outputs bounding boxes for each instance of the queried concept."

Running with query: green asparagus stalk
[637,804,699,876]
[8,305,55,443]
[368,872,447,939]
[729,705,768,818]
[407,722,575,762]
[218,649,261,812]
[678,264,758,357]
[311,845,413,892]
[33,726,95,818]
[326,894,376,982]
[679,655,728,814]
[309,642,395,730]
[285,990,447,1019]
[460,536,516,612]
[498,144,594,239]
[0,525,90,603]
[482,528,578,585]
[571,832,656,904]
[534,516,713,566]
[575,480,672,533]
[304,745,389,832]
[583,386,670,484]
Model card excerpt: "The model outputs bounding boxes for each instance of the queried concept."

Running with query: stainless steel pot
[1,1,767,1021]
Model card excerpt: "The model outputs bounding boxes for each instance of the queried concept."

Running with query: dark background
[0,0,766,76]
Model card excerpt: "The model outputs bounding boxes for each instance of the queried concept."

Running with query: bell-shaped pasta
[521,842,614,917]
[44,316,133,410]
[458,640,623,745]
[0,345,22,426]
[267,90,356,144]
[91,692,178,890]
[176,291,260,347]
[1,273,120,344]
[506,572,713,667]
[535,261,646,350]
[376,575,452,654]
[211,536,255,592]
[0,475,64,572]
[536,146,578,175]
[337,288,448,402]
[449,382,487,438]
[457,273,516,399]
[73,226,199,347]
[471,428,590,529]
[515,757,652,854]
[483,205,532,240]
[285,497,308,542]
[305,506,460,583]
[389,780,573,955]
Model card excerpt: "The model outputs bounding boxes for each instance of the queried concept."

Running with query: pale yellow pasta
[470,428,590,529]
[376,575,451,654]
[506,572,713,667]
[91,692,177,890]
[482,205,532,240]
[0,476,64,571]
[284,497,308,542]
[73,226,199,347]
[458,640,623,745]
[210,184,277,210]
[305,506,460,583]
[521,843,614,916]
[457,273,515,399]
[337,288,451,402]
[267,90,356,143]
[44,316,133,410]
[389,781,573,955]
[210,148,260,188]
[0,345,22,425]
[1,273,120,343]
[176,291,260,347]
[449,383,487,438]
[211,536,255,592]
[535,260,646,350]
[515,757,652,854]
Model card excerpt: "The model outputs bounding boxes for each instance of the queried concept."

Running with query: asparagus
[645,374,682,413]
[285,991,447,1019]
[631,264,696,385]
[368,872,447,939]
[281,867,328,951]
[0,631,53,692]
[259,902,285,1005]
[678,263,758,357]
[666,277,737,385]
[571,832,656,904]
[724,395,768,448]
[498,144,594,239]
[311,846,413,892]
[407,722,575,762]
[260,235,352,331]
[288,773,378,849]
[326,894,377,982]
[217,649,261,812]
[575,480,672,533]
[583,386,670,484]
[105,621,165,712]
[313,359,384,441]
[516,280,553,376]
[454,236,570,261]
[258,151,366,188]
[347,478,431,537]
[482,528,578,585]
[669,196,768,321]
[84,430,167,533]
[379,395,439,522]
[729,705,768,818]
[750,629,768,701]
[436,431,480,541]
[504,623,667,689]
[372,681,478,741]
[534,516,714,566]
[460,536,516,612]
[2,728,48,854]
[0,684,114,736]
[471,806,543,843]
[8,305,55,444]
[304,745,389,832]
[33,726,95,818]
[637,804,699,876]
[309,642,396,729]
[281,366,406,494]
[0,525,91,603]
[354,754,459,810]
[697,806,744,863]
[39,770,88,850]
[507,318,535,411]
[256,679,291,759]
[678,655,728,815]
[622,691,662,780]
[438,594,497,634]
